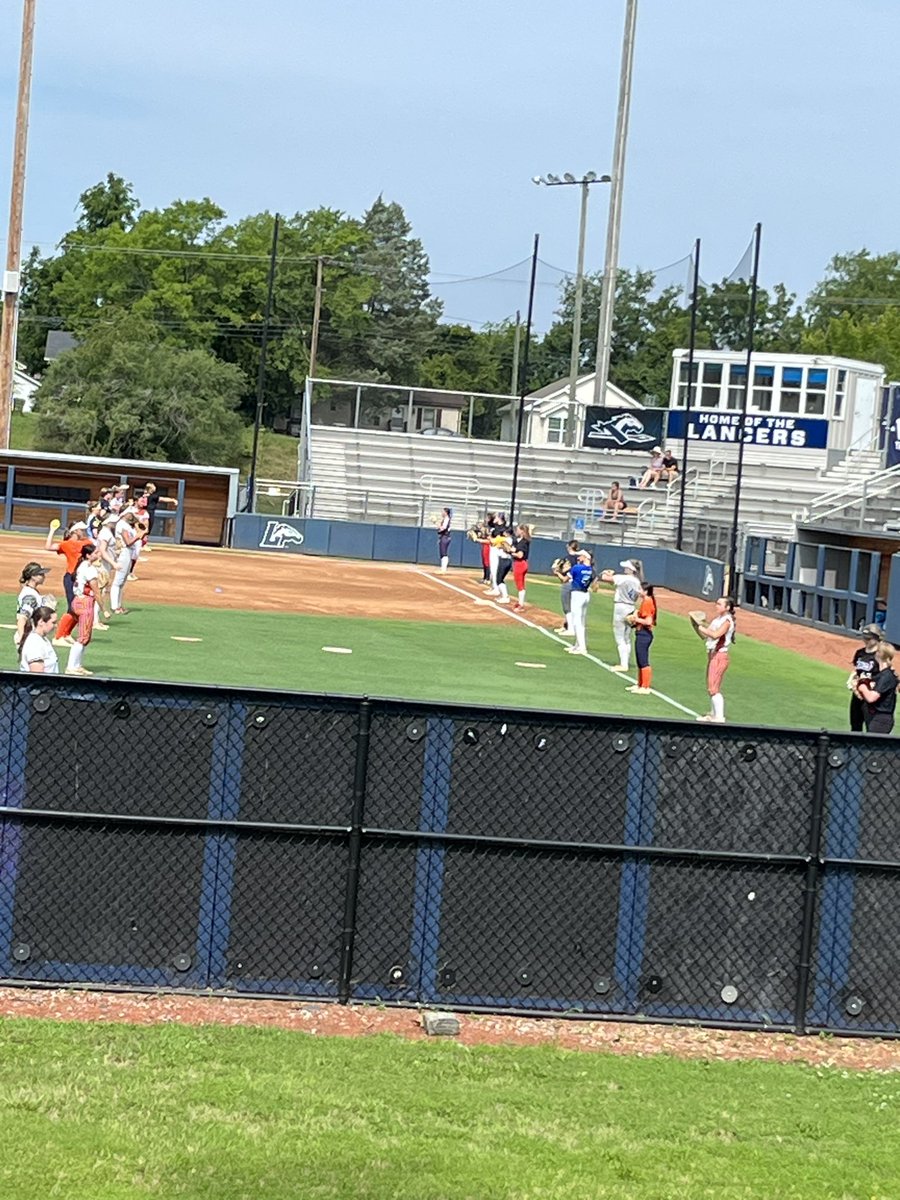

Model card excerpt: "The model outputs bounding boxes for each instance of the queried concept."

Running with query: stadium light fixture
[532,170,612,446]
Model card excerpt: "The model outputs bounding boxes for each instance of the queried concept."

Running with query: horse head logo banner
[259,520,304,550]
[582,407,664,450]
[701,563,716,597]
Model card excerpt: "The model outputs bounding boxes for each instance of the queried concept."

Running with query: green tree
[75,172,138,234]
[805,249,900,328]
[208,208,373,421]
[33,315,245,465]
[537,269,690,405]
[16,175,140,374]
[354,196,442,383]
[801,250,900,375]
[695,279,805,353]
[52,197,228,348]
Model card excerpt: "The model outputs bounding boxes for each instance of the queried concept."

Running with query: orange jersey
[56,538,84,573]
[637,596,657,625]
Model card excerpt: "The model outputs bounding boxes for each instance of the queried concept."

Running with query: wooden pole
[0,0,38,448]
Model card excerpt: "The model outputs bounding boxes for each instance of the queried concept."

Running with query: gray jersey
[612,574,641,607]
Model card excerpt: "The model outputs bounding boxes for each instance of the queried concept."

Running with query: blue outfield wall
[232,515,725,598]
[0,672,897,1036]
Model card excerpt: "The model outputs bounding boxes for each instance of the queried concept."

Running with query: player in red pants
[511,524,532,612]
[66,544,102,676]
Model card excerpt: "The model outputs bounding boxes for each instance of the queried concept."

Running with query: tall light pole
[0,0,38,449]
[533,172,610,447]
[593,0,639,409]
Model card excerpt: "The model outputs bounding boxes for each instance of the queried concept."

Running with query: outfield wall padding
[231,515,724,598]
[0,673,898,1037]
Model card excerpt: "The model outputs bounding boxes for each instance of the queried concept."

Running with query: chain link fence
[0,674,897,1037]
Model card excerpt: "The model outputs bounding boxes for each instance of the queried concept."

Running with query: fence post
[793,731,829,1034]
[338,698,372,1004]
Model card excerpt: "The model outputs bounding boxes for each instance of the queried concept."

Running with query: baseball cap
[619,559,637,571]
[22,562,53,580]
[859,623,883,639]
[70,521,88,532]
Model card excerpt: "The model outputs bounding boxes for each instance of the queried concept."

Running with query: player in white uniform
[110,513,138,614]
[15,561,54,650]
[18,606,59,673]
[600,559,643,672]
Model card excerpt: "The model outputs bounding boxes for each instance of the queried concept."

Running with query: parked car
[419,427,463,437]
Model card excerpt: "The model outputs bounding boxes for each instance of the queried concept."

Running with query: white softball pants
[570,591,590,653]
[111,548,131,610]
[613,602,633,669]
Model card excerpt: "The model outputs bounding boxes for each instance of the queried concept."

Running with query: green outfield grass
[2,580,851,730]
[0,1018,895,1200]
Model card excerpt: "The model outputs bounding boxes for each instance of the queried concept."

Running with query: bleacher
[303,427,892,552]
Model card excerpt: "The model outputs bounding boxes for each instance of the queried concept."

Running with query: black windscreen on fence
[0,672,897,1037]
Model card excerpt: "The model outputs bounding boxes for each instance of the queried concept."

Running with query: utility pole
[593,0,639,408]
[308,255,324,381]
[0,0,38,449]
[246,213,280,513]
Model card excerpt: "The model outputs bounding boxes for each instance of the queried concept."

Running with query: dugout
[0,450,239,545]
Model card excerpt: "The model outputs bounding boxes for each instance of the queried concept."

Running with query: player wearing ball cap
[848,625,882,732]
[15,561,56,651]
[599,559,643,673]
[45,518,100,646]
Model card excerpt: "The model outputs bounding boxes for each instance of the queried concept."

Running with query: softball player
[511,524,532,611]
[848,625,882,732]
[48,521,97,645]
[67,544,101,676]
[854,641,897,735]
[566,549,596,656]
[484,513,508,594]
[626,584,657,694]
[436,507,452,573]
[552,540,580,635]
[110,513,139,614]
[696,596,737,723]
[16,562,54,650]
[600,560,643,672]
[18,606,59,674]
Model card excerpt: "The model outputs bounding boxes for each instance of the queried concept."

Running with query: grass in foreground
[1,585,850,730]
[0,1018,895,1200]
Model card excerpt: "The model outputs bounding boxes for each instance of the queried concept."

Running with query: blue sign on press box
[666,410,829,450]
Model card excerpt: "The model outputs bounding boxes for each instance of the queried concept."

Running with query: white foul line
[414,570,701,719]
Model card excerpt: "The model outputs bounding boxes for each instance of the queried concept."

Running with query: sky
[1,0,898,334]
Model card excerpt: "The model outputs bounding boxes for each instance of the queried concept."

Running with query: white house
[500,372,643,446]
[14,362,39,413]
[667,350,885,467]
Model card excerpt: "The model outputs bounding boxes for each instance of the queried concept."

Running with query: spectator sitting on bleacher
[660,449,679,485]
[602,481,627,521]
[637,448,665,489]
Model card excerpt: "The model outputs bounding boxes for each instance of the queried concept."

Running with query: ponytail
[17,605,56,654]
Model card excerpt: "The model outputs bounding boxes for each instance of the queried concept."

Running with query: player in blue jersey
[566,548,596,656]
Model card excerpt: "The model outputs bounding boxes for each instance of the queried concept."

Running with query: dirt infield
[0,532,861,670]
